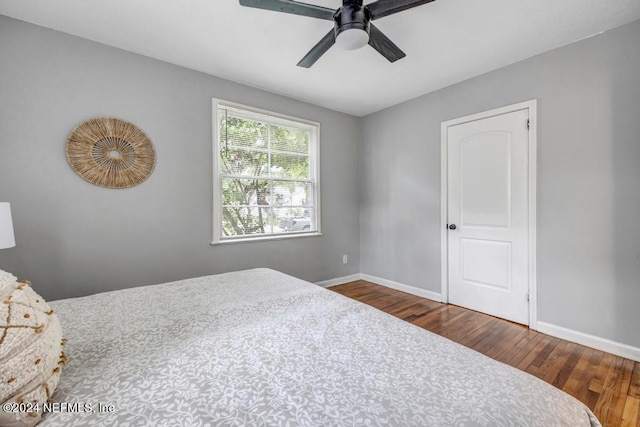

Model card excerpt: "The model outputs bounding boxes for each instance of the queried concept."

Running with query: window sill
[210,232,323,246]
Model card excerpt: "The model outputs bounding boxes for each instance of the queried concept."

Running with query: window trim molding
[211,98,322,245]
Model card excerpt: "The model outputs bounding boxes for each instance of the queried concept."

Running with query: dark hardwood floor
[329,280,640,427]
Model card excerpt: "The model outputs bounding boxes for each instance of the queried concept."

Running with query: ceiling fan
[239,0,436,67]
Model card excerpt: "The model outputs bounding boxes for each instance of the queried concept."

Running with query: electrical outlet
[342,254,348,264]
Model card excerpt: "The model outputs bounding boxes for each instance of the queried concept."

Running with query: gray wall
[2,13,638,349]
[0,16,361,300]
[360,19,640,347]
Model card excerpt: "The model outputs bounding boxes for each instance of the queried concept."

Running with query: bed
[41,268,599,426]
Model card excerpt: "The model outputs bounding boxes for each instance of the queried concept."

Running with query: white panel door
[447,109,529,324]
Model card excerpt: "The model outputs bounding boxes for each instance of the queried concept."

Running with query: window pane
[270,153,309,179]
[220,114,268,150]
[215,101,319,243]
[270,181,313,207]
[222,178,271,206]
[274,207,313,233]
[222,206,275,237]
[221,147,269,176]
[271,125,309,154]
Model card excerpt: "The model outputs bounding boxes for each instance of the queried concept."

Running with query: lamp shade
[0,202,16,249]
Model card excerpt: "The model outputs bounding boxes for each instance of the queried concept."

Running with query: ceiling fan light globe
[335,28,369,50]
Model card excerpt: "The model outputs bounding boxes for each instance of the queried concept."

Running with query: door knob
[448,224,457,230]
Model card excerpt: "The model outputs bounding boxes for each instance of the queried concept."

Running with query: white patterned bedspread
[43,268,600,426]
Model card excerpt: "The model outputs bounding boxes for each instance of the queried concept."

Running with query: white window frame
[211,99,321,245]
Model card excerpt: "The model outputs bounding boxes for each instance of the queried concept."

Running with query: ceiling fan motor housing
[334,3,371,38]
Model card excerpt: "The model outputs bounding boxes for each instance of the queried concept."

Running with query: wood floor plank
[540,341,582,386]
[591,352,617,394]
[531,336,562,368]
[438,310,487,341]
[629,362,640,399]
[504,332,547,366]
[598,358,635,426]
[621,396,639,427]
[446,311,495,343]
[488,327,535,363]
[553,342,583,389]
[472,320,512,354]
[386,300,427,319]
[329,281,639,427]
[395,302,437,322]
[520,336,561,375]
[563,347,598,402]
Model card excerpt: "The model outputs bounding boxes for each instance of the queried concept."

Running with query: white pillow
[0,269,66,427]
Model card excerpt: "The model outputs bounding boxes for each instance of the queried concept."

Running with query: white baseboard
[315,274,361,288]
[360,273,443,303]
[536,321,640,362]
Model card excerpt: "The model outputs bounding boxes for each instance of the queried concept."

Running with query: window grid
[212,100,320,243]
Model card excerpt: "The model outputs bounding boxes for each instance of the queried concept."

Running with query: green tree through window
[213,102,320,242]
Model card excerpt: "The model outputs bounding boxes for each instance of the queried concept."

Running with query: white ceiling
[1,0,640,116]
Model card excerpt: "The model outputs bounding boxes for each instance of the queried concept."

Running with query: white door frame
[440,99,538,329]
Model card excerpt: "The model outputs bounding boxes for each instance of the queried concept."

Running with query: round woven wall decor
[66,117,156,189]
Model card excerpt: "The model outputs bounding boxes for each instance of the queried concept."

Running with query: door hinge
[527,293,530,302]
[527,119,530,130]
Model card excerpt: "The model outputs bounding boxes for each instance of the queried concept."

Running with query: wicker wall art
[66,117,156,189]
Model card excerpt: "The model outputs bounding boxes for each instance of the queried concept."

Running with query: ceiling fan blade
[368,23,406,62]
[297,29,336,68]
[366,0,435,20]
[239,0,335,21]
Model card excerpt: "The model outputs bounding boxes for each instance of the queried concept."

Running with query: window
[212,100,321,244]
